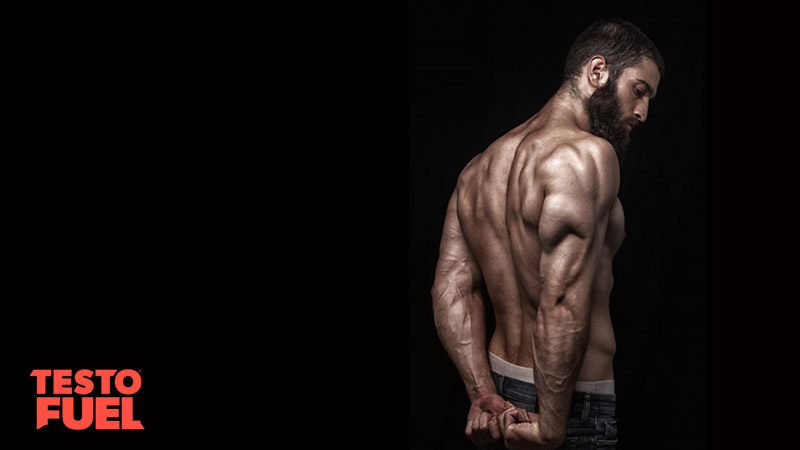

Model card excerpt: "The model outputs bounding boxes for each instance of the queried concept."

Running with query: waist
[488,352,615,395]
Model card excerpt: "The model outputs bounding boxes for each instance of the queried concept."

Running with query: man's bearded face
[586,78,639,158]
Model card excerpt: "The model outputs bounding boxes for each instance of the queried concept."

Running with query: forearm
[432,285,495,402]
[532,302,590,443]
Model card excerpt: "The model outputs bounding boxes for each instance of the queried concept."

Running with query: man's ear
[587,56,609,88]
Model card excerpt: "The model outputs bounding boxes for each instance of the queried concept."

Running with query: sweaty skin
[432,58,660,449]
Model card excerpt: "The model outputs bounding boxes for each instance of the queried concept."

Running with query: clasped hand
[465,394,560,450]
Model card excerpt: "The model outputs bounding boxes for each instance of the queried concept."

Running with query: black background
[4,5,252,446]
[408,1,706,449]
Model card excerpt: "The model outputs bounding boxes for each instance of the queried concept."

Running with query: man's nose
[634,101,649,123]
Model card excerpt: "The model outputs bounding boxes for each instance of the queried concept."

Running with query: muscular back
[453,113,626,380]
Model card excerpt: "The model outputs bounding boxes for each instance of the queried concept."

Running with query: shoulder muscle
[535,141,619,250]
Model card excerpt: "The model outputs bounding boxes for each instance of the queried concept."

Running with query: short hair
[563,19,665,86]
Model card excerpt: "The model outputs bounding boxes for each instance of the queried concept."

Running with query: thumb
[500,406,528,430]
[500,406,514,431]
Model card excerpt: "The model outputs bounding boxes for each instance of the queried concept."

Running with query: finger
[488,415,502,441]
[477,412,493,444]
[479,411,489,430]
[465,416,477,443]
[469,413,483,444]
[470,413,485,444]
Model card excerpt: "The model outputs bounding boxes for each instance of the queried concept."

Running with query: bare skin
[432,56,660,449]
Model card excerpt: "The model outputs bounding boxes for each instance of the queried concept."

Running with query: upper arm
[432,191,483,299]
[534,144,618,305]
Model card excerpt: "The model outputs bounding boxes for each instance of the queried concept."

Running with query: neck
[544,85,591,132]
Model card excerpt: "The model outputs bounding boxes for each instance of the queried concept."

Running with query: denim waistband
[491,370,617,416]
[488,352,615,395]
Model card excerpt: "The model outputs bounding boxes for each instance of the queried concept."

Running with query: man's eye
[634,88,643,97]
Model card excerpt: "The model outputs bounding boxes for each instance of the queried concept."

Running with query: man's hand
[500,405,563,450]
[464,394,508,444]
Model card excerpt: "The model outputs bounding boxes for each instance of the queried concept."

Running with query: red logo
[31,369,144,430]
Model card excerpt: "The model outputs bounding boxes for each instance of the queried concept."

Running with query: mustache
[623,118,640,130]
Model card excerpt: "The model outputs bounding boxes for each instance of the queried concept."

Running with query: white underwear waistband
[489,352,615,395]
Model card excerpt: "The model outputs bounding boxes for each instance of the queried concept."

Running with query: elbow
[538,287,572,312]
[431,279,447,306]
[431,268,470,306]
[538,281,587,312]
[431,275,478,326]
[536,291,590,326]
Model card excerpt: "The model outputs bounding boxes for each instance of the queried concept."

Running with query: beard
[585,81,638,159]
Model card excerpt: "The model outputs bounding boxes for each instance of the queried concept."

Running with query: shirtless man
[431,20,664,450]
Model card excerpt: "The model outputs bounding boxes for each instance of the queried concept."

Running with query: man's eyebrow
[636,78,657,99]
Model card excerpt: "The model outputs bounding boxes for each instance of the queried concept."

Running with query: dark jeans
[477,371,618,450]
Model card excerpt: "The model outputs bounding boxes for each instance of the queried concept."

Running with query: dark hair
[563,19,665,86]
